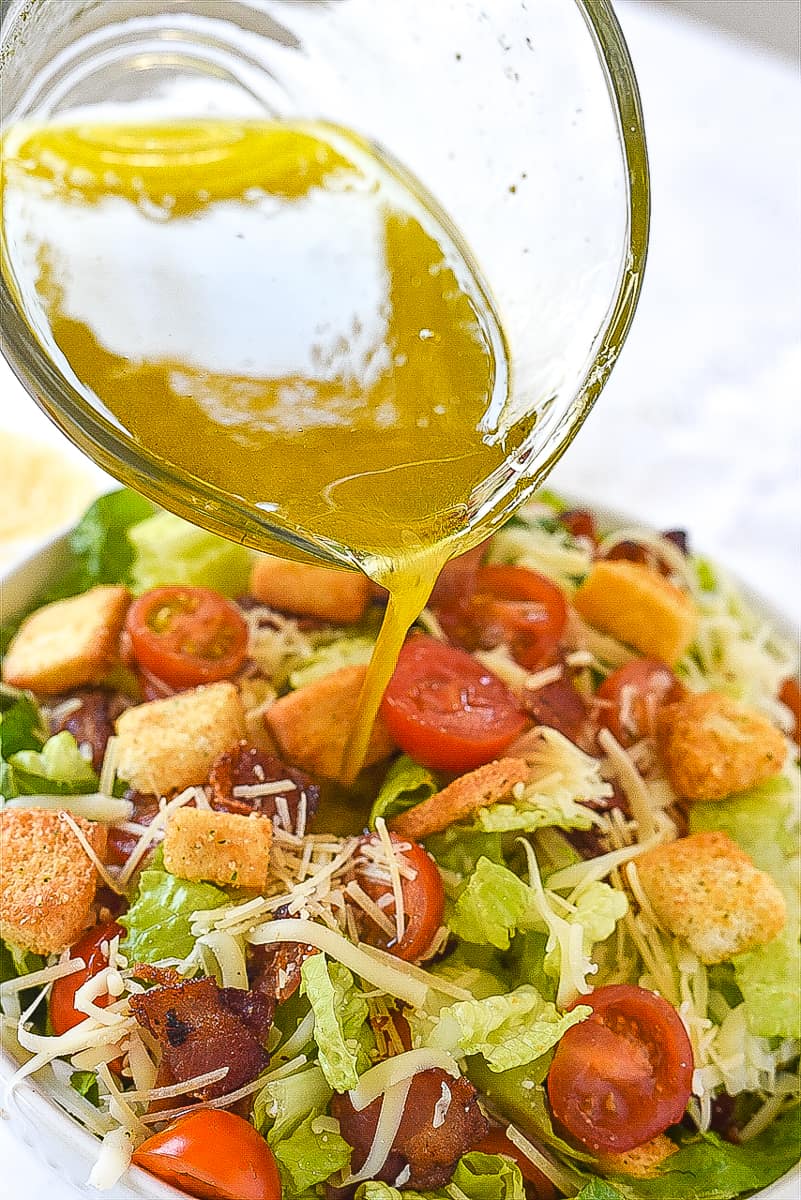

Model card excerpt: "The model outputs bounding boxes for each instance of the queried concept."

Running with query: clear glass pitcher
[0,0,649,570]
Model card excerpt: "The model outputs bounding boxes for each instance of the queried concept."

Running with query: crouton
[250,556,370,624]
[388,757,530,841]
[163,807,272,890]
[656,691,787,801]
[263,665,395,782]
[115,682,246,796]
[0,808,107,955]
[636,831,786,964]
[572,561,696,665]
[597,1135,679,1179]
[2,586,130,695]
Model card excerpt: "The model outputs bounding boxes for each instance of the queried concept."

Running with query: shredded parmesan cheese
[348,1049,460,1113]
[375,816,406,945]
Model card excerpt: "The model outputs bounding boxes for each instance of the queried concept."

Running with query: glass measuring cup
[0,0,649,571]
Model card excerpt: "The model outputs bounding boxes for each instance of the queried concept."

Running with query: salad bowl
[1,505,799,1200]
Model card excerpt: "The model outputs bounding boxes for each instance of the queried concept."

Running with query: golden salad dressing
[1,120,535,776]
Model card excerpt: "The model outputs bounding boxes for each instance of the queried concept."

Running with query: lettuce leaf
[354,1152,526,1200]
[0,938,45,984]
[254,1064,331,1141]
[572,1184,626,1200]
[0,688,48,756]
[128,510,253,596]
[70,1070,100,1107]
[289,636,375,691]
[425,985,589,1072]
[300,955,372,1091]
[472,795,594,834]
[120,867,228,963]
[425,826,505,881]
[369,754,440,829]
[448,858,536,951]
[271,1111,351,1194]
[7,731,98,797]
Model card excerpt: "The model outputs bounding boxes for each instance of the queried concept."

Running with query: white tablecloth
[1,2,799,1196]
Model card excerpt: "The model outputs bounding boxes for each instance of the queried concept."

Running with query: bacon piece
[249,941,318,1004]
[522,678,590,746]
[208,742,319,833]
[107,791,161,867]
[601,529,689,578]
[332,1068,488,1189]
[50,688,130,770]
[129,977,271,1102]
[559,508,598,545]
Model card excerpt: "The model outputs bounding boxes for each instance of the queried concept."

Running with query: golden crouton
[572,561,696,665]
[2,586,130,695]
[250,556,370,624]
[388,757,530,841]
[163,807,272,890]
[0,808,107,955]
[264,665,395,782]
[656,691,787,801]
[115,682,246,796]
[636,831,786,964]
[597,1135,679,1179]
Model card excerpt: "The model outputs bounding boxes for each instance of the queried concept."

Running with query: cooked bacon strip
[208,743,319,833]
[332,1068,488,1189]
[249,941,318,1005]
[50,688,130,770]
[129,977,271,1103]
[521,678,590,747]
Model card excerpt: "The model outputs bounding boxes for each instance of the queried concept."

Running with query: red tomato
[475,1128,557,1198]
[780,677,801,746]
[596,659,685,747]
[381,636,527,773]
[50,921,124,1036]
[547,984,693,1153]
[125,587,248,689]
[357,833,445,961]
[132,1110,281,1200]
[472,565,568,671]
[559,508,598,545]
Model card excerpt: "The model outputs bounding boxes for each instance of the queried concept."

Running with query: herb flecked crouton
[264,665,395,782]
[597,1134,679,1179]
[572,561,696,665]
[163,807,272,890]
[249,556,370,624]
[656,691,787,801]
[635,831,786,964]
[2,585,130,694]
[388,757,530,841]
[115,682,246,796]
[0,808,107,954]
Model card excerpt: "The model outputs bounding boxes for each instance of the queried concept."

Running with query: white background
[1,1,800,1195]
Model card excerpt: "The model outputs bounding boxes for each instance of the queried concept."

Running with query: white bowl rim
[1,510,799,1200]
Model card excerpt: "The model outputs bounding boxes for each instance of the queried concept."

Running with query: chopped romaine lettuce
[270,1111,351,1194]
[425,826,505,882]
[425,985,589,1072]
[448,858,537,951]
[128,509,253,596]
[120,866,228,963]
[571,1183,626,1200]
[354,1152,526,1200]
[472,795,594,834]
[253,1064,331,1141]
[369,754,440,829]
[0,687,48,756]
[7,731,97,797]
[300,955,372,1092]
[0,938,45,984]
[289,636,375,691]
[70,1070,101,1107]
[732,927,801,1039]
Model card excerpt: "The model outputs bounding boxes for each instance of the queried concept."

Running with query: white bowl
[1,527,799,1199]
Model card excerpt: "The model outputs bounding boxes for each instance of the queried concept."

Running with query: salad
[1,489,799,1200]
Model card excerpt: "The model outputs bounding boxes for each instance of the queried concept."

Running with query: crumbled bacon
[249,941,318,1004]
[601,528,689,577]
[523,677,591,747]
[129,977,272,1102]
[50,689,130,770]
[332,1068,488,1189]
[107,791,161,867]
[208,743,319,833]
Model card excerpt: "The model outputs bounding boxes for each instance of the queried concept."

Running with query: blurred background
[655,0,799,58]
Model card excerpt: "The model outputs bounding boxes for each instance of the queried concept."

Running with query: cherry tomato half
[547,984,693,1153]
[596,659,685,747]
[472,565,568,671]
[50,921,124,1036]
[474,1128,557,1199]
[357,832,445,961]
[381,635,527,773]
[780,677,801,746]
[126,587,248,689]
[132,1110,281,1200]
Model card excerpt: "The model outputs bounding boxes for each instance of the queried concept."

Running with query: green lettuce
[128,510,253,596]
[572,1184,626,1200]
[253,1064,331,1141]
[369,754,440,829]
[0,939,45,984]
[70,1070,100,1107]
[289,636,375,691]
[472,794,594,834]
[355,1151,526,1200]
[120,866,228,963]
[0,688,48,756]
[425,825,505,882]
[271,1111,351,1194]
[689,773,800,1036]
[7,731,97,797]
[300,955,372,1091]
[448,858,536,951]
[425,985,589,1072]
